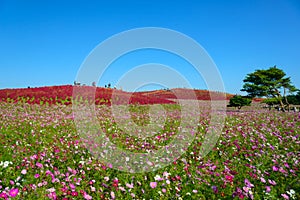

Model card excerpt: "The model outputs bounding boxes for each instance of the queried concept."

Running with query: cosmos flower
[150,182,157,189]
[9,188,19,198]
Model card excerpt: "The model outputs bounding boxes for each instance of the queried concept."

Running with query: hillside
[0,85,259,106]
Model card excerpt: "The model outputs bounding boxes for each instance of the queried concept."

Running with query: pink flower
[9,188,19,198]
[284,163,290,168]
[110,191,115,199]
[243,186,250,193]
[21,169,27,175]
[48,192,57,200]
[34,174,40,178]
[260,177,266,183]
[281,194,289,199]
[162,188,167,193]
[150,182,157,189]
[90,186,95,192]
[36,162,43,168]
[244,179,254,188]
[69,183,76,190]
[279,167,286,174]
[126,183,134,189]
[30,154,38,160]
[265,186,271,193]
[268,179,276,186]
[83,193,92,200]
[45,170,52,176]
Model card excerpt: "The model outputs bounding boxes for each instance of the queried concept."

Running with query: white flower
[289,189,295,195]
[3,161,11,168]
[46,187,56,193]
[79,160,85,165]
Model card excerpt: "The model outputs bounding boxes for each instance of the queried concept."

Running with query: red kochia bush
[0,85,238,106]
[0,85,175,106]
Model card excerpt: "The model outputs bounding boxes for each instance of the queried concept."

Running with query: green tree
[228,95,252,110]
[241,66,297,111]
[261,98,280,110]
[287,91,300,105]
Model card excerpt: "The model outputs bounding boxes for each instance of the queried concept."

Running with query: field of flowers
[0,100,299,199]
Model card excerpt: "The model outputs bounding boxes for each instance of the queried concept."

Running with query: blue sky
[1,0,300,94]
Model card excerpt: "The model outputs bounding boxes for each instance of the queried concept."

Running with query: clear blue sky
[1,0,300,94]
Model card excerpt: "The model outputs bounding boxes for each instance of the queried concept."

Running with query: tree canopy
[241,66,297,110]
[228,95,252,110]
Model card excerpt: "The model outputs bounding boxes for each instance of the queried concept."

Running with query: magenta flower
[9,188,19,198]
[284,163,290,168]
[225,175,234,182]
[71,191,78,197]
[272,166,279,171]
[0,192,8,198]
[150,182,157,189]
[34,174,40,178]
[36,162,43,168]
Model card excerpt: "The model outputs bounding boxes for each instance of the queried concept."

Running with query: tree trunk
[283,88,290,112]
[272,91,285,112]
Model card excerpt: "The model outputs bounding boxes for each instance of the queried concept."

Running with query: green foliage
[262,98,280,106]
[228,95,252,109]
[287,91,300,105]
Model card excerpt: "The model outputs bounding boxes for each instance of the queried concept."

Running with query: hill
[0,85,257,106]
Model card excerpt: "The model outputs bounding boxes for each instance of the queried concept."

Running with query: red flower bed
[0,85,175,106]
